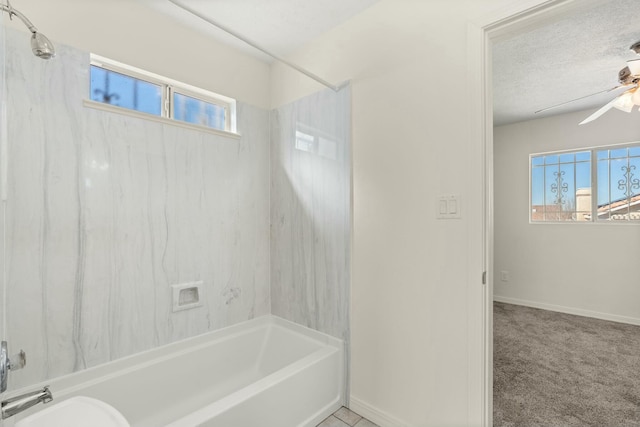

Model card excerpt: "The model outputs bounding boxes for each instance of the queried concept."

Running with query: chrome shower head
[30,31,55,59]
[1,1,55,60]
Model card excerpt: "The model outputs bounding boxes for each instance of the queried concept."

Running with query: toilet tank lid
[15,396,130,427]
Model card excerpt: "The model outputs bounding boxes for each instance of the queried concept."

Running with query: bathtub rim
[165,345,341,427]
[4,315,345,423]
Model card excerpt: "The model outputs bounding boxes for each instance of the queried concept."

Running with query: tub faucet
[1,386,53,419]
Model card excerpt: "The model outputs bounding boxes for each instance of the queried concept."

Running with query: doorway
[479,0,640,425]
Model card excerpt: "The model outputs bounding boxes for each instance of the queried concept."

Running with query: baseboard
[349,396,408,427]
[493,295,640,326]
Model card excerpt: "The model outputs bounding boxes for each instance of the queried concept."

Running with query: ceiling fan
[535,41,640,125]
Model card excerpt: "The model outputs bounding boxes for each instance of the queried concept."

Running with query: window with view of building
[531,143,640,222]
[596,146,640,221]
[90,66,163,116]
[88,55,235,133]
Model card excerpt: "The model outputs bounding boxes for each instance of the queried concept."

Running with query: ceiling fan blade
[535,85,631,115]
[579,97,620,125]
[580,86,640,124]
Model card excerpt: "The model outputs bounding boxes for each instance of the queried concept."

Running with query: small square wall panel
[171,281,204,312]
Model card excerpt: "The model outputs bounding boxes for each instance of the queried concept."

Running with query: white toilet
[15,396,130,427]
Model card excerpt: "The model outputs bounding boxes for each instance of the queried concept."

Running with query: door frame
[467,0,609,425]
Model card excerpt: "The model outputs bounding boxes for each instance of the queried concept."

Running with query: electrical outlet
[500,271,510,282]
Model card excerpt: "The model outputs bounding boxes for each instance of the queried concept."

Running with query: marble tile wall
[3,30,270,390]
[270,86,351,342]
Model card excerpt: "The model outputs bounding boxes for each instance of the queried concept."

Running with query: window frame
[529,141,640,225]
[86,54,237,136]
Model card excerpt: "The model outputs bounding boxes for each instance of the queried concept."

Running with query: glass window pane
[610,148,628,159]
[575,161,591,191]
[531,151,594,222]
[597,151,640,221]
[531,167,544,205]
[630,146,640,157]
[531,173,544,220]
[597,150,609,161]
[90,65,162,116]
[173,92,227,130]
[631,157,640,198]
[575,151,590,162]
[544,165,559,206]
[559,153,574,163]
[597,160,610,207]
[610,158,627,202]
[531,156,544,167]
[559,163,575,221]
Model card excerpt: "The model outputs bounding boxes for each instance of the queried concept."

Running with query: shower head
[31,31,55,59]
[1,1,55,59]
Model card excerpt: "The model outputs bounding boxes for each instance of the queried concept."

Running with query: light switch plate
[436,195,461,219]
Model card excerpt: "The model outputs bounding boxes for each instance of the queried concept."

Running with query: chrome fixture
[1,386,53,419]
[0,0,55,59]
[1,341,26,393]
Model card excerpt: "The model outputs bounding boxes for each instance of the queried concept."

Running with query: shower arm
[167,0,343,93]
[0,3,38,34]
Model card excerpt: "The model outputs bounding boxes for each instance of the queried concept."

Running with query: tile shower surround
[270,87,351,343]
[2,29,351,392]
[4,33,270,388]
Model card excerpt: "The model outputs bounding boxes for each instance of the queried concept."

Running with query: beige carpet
[494,302,640,427]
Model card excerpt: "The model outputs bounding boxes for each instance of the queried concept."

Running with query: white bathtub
[7,316,345,427]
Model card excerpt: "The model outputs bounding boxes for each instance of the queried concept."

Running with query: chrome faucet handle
[1,342,27,393]
[1,342,7,393]
[8,350,26,371]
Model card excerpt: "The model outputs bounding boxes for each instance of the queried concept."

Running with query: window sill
[83,100,241,140]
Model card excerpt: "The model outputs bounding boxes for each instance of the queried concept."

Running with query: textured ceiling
[139,0,380,61]
[493,0,640,126]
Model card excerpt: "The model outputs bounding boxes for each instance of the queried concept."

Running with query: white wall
[4,0,270,109]
[494,108,640,323]
[269,1,527,425]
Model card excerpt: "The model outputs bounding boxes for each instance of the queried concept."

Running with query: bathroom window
[90,66,163,116]
[173,91,228,130]
[530,143,640,223]
[87,55,236,133]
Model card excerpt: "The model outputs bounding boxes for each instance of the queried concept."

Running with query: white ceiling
[493,0,640,126]
[139,0,380,61]
[139,0,638,126]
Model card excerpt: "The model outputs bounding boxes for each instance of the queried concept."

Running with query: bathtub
[7,316,345,427]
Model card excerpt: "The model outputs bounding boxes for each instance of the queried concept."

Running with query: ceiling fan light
[633,88,640,106]
[613,91,634,112]
[628,59,640,76]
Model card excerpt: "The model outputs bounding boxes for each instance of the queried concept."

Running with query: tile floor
[317,406,379,427]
